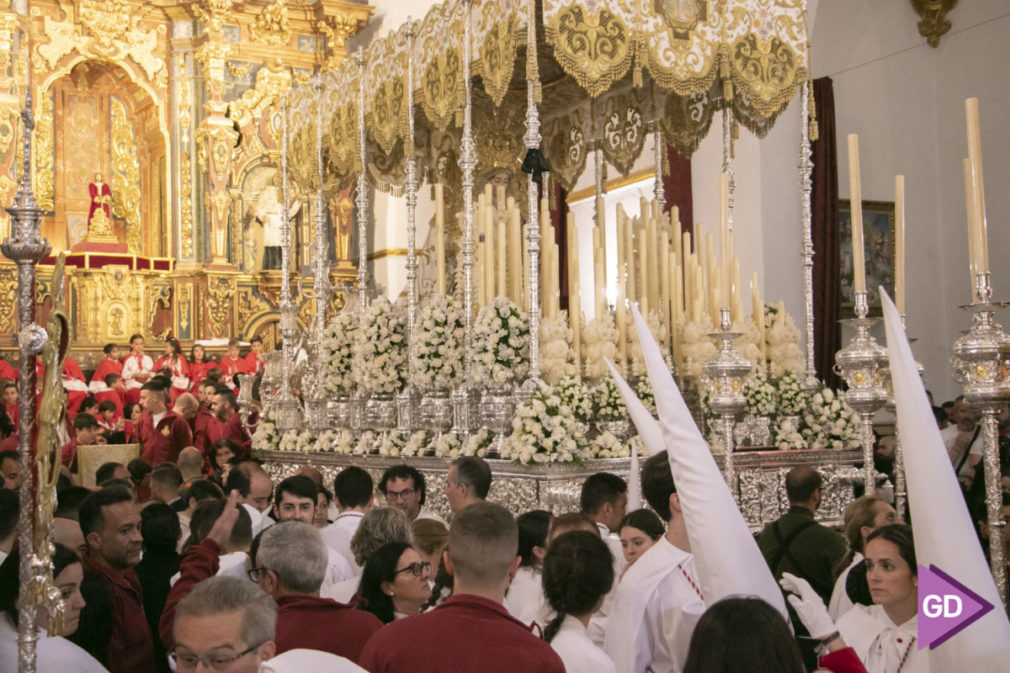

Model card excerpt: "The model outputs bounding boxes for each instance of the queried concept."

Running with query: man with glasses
[171,576,276,673]
[378,464,445,523]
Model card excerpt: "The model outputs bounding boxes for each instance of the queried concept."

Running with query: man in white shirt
[273,475,354,587]
[605,451,705,673]
[322,466,373,576]
[580,472,629,574]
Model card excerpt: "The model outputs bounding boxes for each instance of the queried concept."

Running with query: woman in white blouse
[503,510,551,626]
[836,524,927,673]
[542,530,618,673]
[0,543,109,672]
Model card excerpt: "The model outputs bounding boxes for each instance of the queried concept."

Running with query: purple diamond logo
[918,564,995,650]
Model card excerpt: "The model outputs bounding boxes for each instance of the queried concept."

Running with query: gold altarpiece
[0,0,370,368]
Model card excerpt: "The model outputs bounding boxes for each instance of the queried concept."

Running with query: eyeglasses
[386,488,415,501]
[394,561,431,577]
[170,643,264,671]
[247,566,267,582]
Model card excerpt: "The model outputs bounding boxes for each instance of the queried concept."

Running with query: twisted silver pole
[524,0,543,385]
[355,49,368,313]
[313,73,330,360]
[799,83,817,390]
[404,21,418,352]
[459,0,475,382]
[653,125,665,211]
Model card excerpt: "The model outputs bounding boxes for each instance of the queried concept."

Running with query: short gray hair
[350,506,413,567]
[257,521,327,593]
[175,576,276,646]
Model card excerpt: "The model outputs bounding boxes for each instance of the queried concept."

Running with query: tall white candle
[965,98,989,275]
[847,134,867,295]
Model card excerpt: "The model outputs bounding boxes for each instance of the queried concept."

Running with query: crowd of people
[0,328,1007,673]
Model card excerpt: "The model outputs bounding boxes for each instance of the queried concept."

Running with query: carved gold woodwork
[179,153,194,257]
[33,91,56,212]
[910,0,957,48]
[193,0,238,35]
[250,0,290,46]
[0,13,18,78]
[110,96,142,253]
[205,274,237,338]
[0,266,16,334]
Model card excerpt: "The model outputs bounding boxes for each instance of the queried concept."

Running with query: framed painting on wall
[839,199,895,313]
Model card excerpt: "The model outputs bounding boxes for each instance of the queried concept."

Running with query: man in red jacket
[359,501,566,673]
[212,386,250,457]
[192,380,223,457]
[71,486,155,673]
[137,379,193,464]
[160,492,381,665]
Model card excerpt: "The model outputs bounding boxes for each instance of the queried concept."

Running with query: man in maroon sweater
[359,501,566,673]
[161,492,381,665]
[212,386,251,457]
[71,486,156,673]
[137,379,193,465]
[192,380,223,458]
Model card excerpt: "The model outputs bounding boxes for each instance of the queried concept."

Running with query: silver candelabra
[704,308,752,493]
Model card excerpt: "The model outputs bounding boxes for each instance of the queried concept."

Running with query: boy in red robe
[219,339,247,391]
[62,356,89,414]
[0,358,17,380]
[243,335,265,374]
[121,333,154,405]
[89,343,123,392]
[359,502,566,673]
[93,373,126,421]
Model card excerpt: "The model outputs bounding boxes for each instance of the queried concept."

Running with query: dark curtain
[548,178,569,311]
[812,77,842,388]
[663,141,694,241]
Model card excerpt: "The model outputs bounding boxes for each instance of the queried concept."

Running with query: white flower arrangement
[634,376,656,415]
[765,303,805,377]
[773,416,807,451]
[399,431,429,457]
[471,298,529,385]
[680,319,718,379]
[503,388,585,465]
[321,310,358,396]
[556,375,594,423]
[628,309,665,377]
[776,371,808,416]
[356,297,407,395]
[540,314,575,385]
[353,431,377,455]
[278,430,300,452]
[463,428,492,457]
[803,387,862,450]
[594,378,627,421]
[744,371,779,417]
[732,318,765,373]
[294,430,318,452]
[591,430,631,458]
[434,431,464,458]
[332,430,356,455]
[376,432,405,457]
[410,295,465,390]
[582,313,620,382]
[251,412,278,452]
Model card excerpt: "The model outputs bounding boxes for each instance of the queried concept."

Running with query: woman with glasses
[0,543,108,671]
[357,541,433,623]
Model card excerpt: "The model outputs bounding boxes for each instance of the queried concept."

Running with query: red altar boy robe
[4,401,18,432]
[135,409,192,464]
[89,355,123,392]
[160,538,383,664]
[153,354,190,402]
[221,413,251,458]
[61,357,89,414]
[187,359,214,391]
[219,356,247,390]
[359,594,566,673]
[94,389,125,420]
[0,359,17,380]
[192,406,222,457]
[243,351,263,374]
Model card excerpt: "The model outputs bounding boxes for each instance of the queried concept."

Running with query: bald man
[172,393,200,424]
[177,447,203,482]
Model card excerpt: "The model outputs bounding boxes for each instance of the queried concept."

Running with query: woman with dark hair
[503,509,551,626]
[829,495,900,619]
[207,438,240,486]
[541,530,616,672]
[0,543,108,671]
[783,523,921,673]
[154,338,190,403]
[122,402,142,442]
[617,509,665,572]
[357,541,432,624]
[683,597,806,673]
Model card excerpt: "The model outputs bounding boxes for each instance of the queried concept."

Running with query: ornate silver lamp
[704,308,753,491]
[350,47,370,433]
[951,272,1010,605]
[834,291,889,493]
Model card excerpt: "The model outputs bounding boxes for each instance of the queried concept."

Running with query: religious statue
[255,184,300,270]
[87,171,114,238]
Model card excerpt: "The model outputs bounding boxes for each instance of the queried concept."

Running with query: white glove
[779,572,836,640]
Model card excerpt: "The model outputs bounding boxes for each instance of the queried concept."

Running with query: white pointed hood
[880,289,1010,669]
[608,305,787,617]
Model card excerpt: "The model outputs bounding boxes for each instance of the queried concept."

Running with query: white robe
[551,615,618,673]
[121,353,154,390]
[828,552,863,620]
[837,604,929,673]
[0,617,109,672]
[604,537,705,673]
[503,565,549,628]
[589,522,626,646]
[259,648,367,673]
[321,511,365,576]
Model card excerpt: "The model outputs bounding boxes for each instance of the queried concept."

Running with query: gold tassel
[720,55,733,102]
[534,80,542,105]
[455,108,463,128]
[662,152,670,176]
[809,119,819,142]
[601,162,607,184]
[731,120,739,140]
